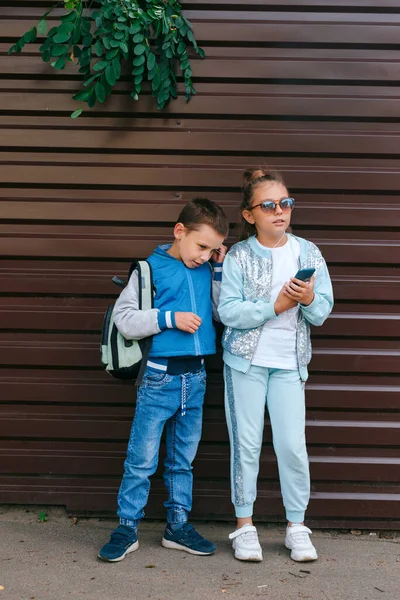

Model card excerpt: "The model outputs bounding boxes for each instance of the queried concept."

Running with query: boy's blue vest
[147,244,216,358]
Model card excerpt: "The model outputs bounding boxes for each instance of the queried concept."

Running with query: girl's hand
[274,285,298,315]
[285,276,315,306]
[211,244,227,263]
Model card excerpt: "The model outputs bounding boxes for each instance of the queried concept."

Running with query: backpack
[100,260,153,386]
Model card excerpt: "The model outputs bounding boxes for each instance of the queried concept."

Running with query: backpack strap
[134,260,154,387]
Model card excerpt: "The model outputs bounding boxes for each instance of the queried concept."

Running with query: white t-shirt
[252,236,300,370]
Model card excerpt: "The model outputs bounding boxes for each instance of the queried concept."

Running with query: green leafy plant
[9,0,205,118]
[37,511,48,523]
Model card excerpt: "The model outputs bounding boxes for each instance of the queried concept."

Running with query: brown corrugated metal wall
[1,1,399,527]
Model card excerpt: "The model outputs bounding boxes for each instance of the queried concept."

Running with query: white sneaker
[285,524,318,562]
[229,524,263,562]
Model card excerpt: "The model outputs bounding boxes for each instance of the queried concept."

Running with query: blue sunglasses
[250,197,295,213]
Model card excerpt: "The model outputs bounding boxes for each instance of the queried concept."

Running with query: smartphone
[294,268,315,282]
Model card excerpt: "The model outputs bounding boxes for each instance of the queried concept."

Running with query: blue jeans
[117,365,207,527]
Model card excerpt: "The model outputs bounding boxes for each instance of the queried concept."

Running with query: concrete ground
[0,506,399,600]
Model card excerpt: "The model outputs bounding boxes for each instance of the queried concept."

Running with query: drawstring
[180,374,187,416]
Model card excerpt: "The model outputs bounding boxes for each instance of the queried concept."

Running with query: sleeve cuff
[213,262,223,282]
[157,310,176,330]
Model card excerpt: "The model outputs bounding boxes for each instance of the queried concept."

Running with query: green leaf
[114,31,125,40]
[71,27,82,45]
[129,24,142,35]
[133,33,144,43]
[93,61,108,71]
[84,73,100,87]
[51,45,68,57]
[134,75,142,85]
[93,41,103,57]
[59,22,74,35]
[23,27,37,44]
[38,511,48,523]
[60,11,76,23]
[38,20,48,36]
[53,32,70,44]
[71,108,83,119]
[131,92,139,101]
[197,47,205,58]
[177,41,186,55]
[42,50,51,62]
[81,20,91,34]
[113,57,121,79]
[132,65,144,75]
[120,41,128,54]
[133,54,145,66]
[134,44,145,56]
[95,81,106,103]
[106,48,119,60]
[105,64,116,86]
[147,52,156,71]
[82,35,92,47]
[72,90,91,101]
[87,89,96,108]
[153,71,161,90]
[53,56,66,70]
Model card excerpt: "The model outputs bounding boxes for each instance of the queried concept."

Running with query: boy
[98,198,229,562]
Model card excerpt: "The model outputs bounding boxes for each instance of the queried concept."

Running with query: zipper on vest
[185,270,201,355]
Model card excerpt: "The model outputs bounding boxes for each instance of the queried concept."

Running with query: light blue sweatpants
[224,364,310,523]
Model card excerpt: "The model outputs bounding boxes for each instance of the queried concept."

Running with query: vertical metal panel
[0,1,399,527]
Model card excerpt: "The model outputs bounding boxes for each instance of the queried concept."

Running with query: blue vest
[147,245,216,358]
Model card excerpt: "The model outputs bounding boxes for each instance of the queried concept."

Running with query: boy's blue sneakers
[161,523,216,555]
[98,525,139,562]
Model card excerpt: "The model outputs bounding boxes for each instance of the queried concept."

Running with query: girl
[218,168,333,563]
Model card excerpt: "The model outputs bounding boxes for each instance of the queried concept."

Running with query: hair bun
[242,167,285,187]
[243,168,266,185]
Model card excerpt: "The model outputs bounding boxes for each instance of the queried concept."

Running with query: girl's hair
[177,197,229,238]
[239,167,287,241]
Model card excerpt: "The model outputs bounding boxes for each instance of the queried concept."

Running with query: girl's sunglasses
[250,197,295,213]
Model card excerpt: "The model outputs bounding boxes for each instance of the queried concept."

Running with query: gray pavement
[0,506,399,600]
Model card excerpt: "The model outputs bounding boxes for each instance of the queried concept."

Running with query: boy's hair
[239,167,287,240]
[177,198,229,238]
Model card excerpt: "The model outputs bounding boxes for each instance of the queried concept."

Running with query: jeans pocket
[142,369,171,387]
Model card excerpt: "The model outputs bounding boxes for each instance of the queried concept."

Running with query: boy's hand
[274,285,298,315]
[210,244,227,264]
[285,276,315,306]
[175,312,202,334]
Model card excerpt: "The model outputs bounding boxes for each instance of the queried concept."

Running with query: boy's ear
[173,222,186,240]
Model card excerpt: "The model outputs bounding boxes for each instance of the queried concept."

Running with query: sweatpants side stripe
[225,365,245,506]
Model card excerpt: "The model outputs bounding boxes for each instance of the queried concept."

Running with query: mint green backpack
[100,260,153,385]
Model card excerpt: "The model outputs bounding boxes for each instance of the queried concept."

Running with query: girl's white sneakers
[285,524,318,562]
[229,524,263,562]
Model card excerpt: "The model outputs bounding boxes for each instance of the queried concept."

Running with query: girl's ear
[173,222,186,240]
[242,209,255,225]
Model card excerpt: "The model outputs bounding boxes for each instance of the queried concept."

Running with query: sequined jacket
[218,234,334,381]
